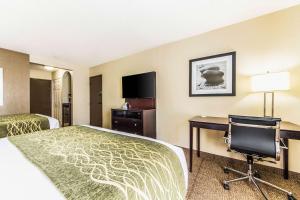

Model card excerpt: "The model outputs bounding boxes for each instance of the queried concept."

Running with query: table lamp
[251,71,290,117]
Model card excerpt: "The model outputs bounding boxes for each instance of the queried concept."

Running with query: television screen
[122,72,156,98]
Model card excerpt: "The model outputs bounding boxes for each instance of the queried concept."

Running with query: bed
[0,113,59,138]
[0,125,188,200]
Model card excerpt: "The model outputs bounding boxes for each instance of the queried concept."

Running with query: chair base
[223,165,296,200]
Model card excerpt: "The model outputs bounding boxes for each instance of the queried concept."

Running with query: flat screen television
[122,72,156,98]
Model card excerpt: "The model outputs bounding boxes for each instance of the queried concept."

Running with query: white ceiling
[0,0,299,68]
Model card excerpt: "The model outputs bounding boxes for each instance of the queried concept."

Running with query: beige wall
[30,69,52,80]
[71,66,90,125]
[52,69,66,122]
[50,67,89,125]
[62,72,71,103]
[0,48,30,115]
[30,55,90,125]
[90,6,300,173]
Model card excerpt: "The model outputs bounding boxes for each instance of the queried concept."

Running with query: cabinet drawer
[128,120,142,133]
[112,110,126,118]
[112,110,142,119]
[126,111,142,119]
[112,118,142,135]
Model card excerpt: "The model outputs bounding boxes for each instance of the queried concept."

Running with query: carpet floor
[185,150,300,200]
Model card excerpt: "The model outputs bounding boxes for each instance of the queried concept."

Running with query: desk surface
[189,116,300,132]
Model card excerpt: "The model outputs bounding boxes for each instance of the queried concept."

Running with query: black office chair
[223,115,296,200]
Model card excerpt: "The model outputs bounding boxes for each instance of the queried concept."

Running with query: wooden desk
[189,116,300,179]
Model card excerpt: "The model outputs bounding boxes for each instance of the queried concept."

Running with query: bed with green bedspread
[8,125,186,200]
[0,114,50,138]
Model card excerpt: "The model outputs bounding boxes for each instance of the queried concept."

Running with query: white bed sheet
[0,126,188,200]
[0,138,65,200]
[35,114,60,129]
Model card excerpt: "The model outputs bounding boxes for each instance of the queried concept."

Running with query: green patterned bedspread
[0,114,50,138]
[9,126,186,200]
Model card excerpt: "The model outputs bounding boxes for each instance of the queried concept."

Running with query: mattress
[0,126,188,200]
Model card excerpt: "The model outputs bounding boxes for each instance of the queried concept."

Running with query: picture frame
[189,52,236,96]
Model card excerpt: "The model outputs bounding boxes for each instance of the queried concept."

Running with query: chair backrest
[228,115,281,160]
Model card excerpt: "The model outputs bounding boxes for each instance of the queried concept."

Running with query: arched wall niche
[52,69,73,125]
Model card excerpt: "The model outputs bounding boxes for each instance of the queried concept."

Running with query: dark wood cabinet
[111,109,156,139]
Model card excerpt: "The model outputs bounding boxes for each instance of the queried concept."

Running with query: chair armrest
[223,131,229,142]
[224,131,229,138]
[224,137,229,144]
[280,138,288,150]
[223,131,231,151]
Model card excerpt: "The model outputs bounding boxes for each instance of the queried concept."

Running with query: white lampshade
[251,72,290,92]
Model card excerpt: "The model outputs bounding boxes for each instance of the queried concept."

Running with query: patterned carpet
[185,150,300,200]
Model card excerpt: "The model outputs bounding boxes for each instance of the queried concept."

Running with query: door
[90,75,102,126]
[30,78,52,116]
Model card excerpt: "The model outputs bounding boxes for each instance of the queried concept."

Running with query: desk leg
[189,124,193,172]
[283,138,289,179]
[197,128,200,157]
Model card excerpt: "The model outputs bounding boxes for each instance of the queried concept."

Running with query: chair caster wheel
[223,182,230,190]
[254,171,261,178]
[224,167,229,174]
[288,194,296,200]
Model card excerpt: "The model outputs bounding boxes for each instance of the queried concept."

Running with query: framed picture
[189,52,236,96]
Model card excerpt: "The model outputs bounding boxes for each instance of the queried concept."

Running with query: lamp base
[264,92,274,117]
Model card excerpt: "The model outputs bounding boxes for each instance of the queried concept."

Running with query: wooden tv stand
[111,108,156,139]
